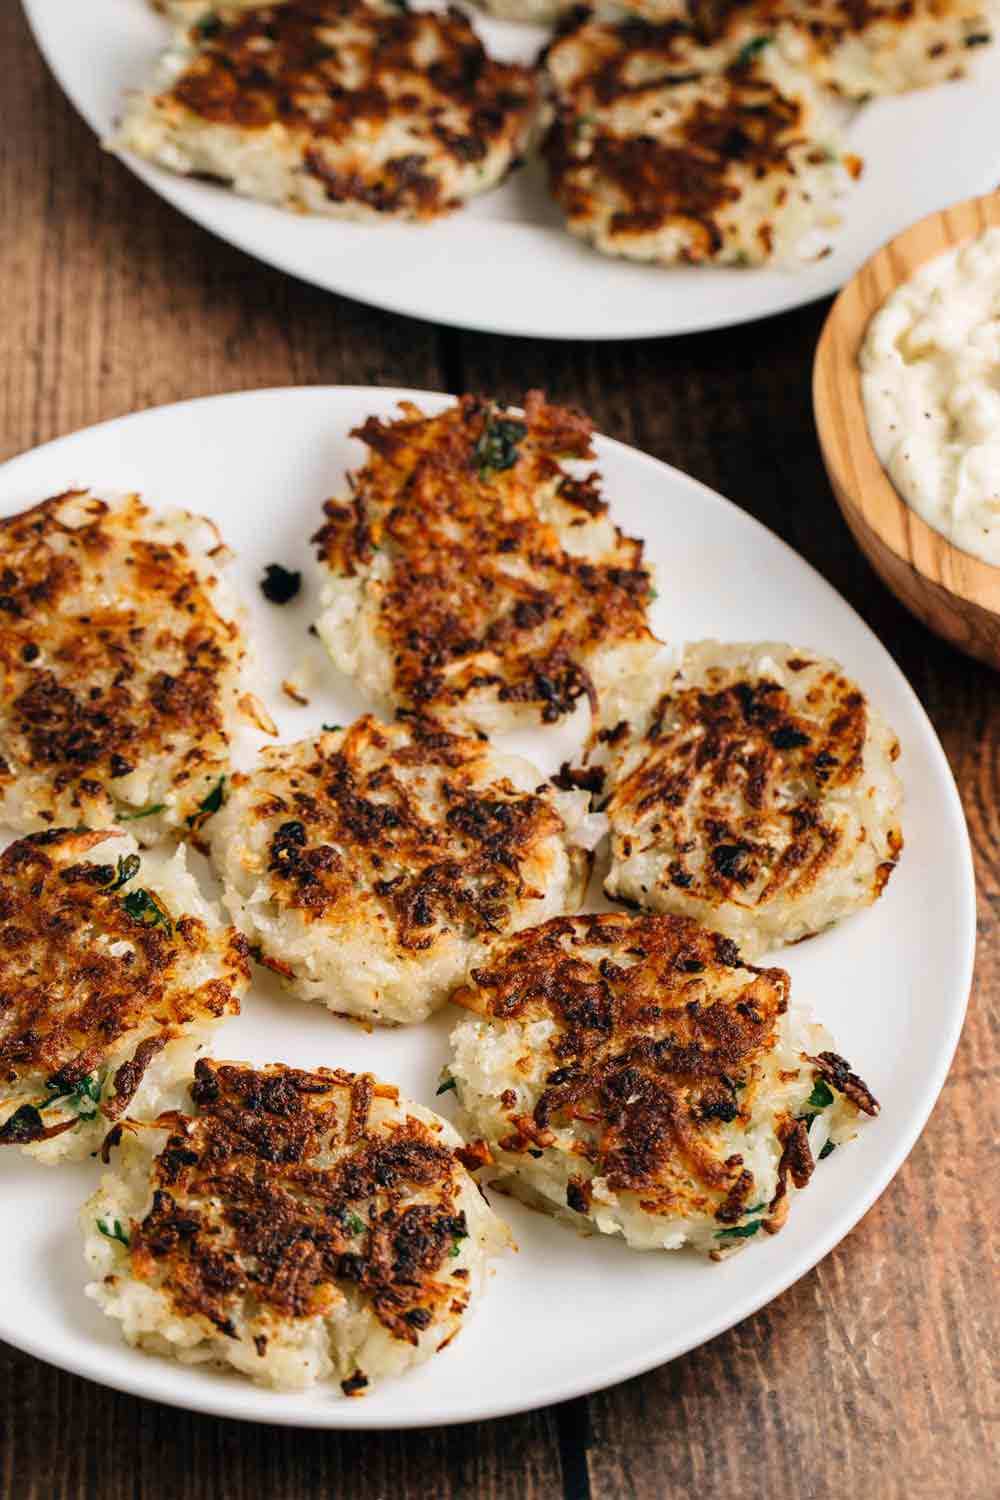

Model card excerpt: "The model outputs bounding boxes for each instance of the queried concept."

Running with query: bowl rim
[813,191,1000,613]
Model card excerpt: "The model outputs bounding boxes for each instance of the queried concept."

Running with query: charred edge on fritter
[582,0,991,70]
[706,0,991,93]
[125,1060,471,1344]
[0,491,239,803]
[162,2,538,219]
[253,715,571,948]
[607,670,884,904]
[459,912,798,1219]
[313,393,654,720]
[0,831,248,1096]
[806,1050,879,1115]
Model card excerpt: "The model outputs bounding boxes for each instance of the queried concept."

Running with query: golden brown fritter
[590,643,904,956]
[122,1,539,221]
[0,829,248,1155]
[0,490,254,840]
[540,12,858,267]
[666,0,995,97]
[209,715,593,1023]
[454,912,790,1214]
[518,0,992,96]
[85,1060,510,1390]
[313,394,657,730]
[449,911,879,1251]
[131,1062,473,1336]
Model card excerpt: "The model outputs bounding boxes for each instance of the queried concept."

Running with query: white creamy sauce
[860,226,1000,567]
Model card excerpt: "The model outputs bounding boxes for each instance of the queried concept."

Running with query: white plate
[0,387,975,1428]
[21,0,1000,340]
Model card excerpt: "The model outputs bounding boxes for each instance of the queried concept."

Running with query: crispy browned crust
[542,14,843,262]
[0,491,242,824]
[233,715,584,950]
[313,394,654,722]
[0,830,247,1136]
[161,1,538,219]
[700,0,991,92]
[603,663,897,910]
[453,911,794,1221]
[125,1060,474,1345]
[762,1114,813,1233]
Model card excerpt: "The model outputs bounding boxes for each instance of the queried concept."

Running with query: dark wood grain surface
[0,4,996,1496]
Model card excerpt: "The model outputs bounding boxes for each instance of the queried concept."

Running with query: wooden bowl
[813,193,1000,669]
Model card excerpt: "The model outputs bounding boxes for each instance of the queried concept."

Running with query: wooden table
[1,5,996,1497]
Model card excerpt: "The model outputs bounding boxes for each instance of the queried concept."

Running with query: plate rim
[0,385,977,1429]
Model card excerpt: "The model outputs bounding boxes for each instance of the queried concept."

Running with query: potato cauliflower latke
[84,1059,510,1393]
[0,489,257,842]
[563,0,998,99]
[587,642,903,957]
[0,830,248,1163]
[209,715,598,1024]
[123,0,539,221]
[313,394,659,731]
[450,912,879,1254]
[541,12,859,267]
[476,0,994,99]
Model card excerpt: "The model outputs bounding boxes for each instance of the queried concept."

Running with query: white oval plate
[21,0,1000,340]
[0,387,974,1428]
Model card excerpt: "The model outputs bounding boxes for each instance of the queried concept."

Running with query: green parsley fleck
[819,1139,836,1160]
[321,723,342,733]
[806,1078,834,1111]
[736,35,772,66]
[344,1212,366,1236]
[196,13,222,38]
[449,1241,463,1258]
[436,1075,457,1096]
[473,413,527,478]
[528,1148,544,1159]
[716,1220,762,1240]
[122,887,174,937]
[186,776,226,831]
[118,804,166,822]
[44,1071,103,1120]
[97,1218,130,1248]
